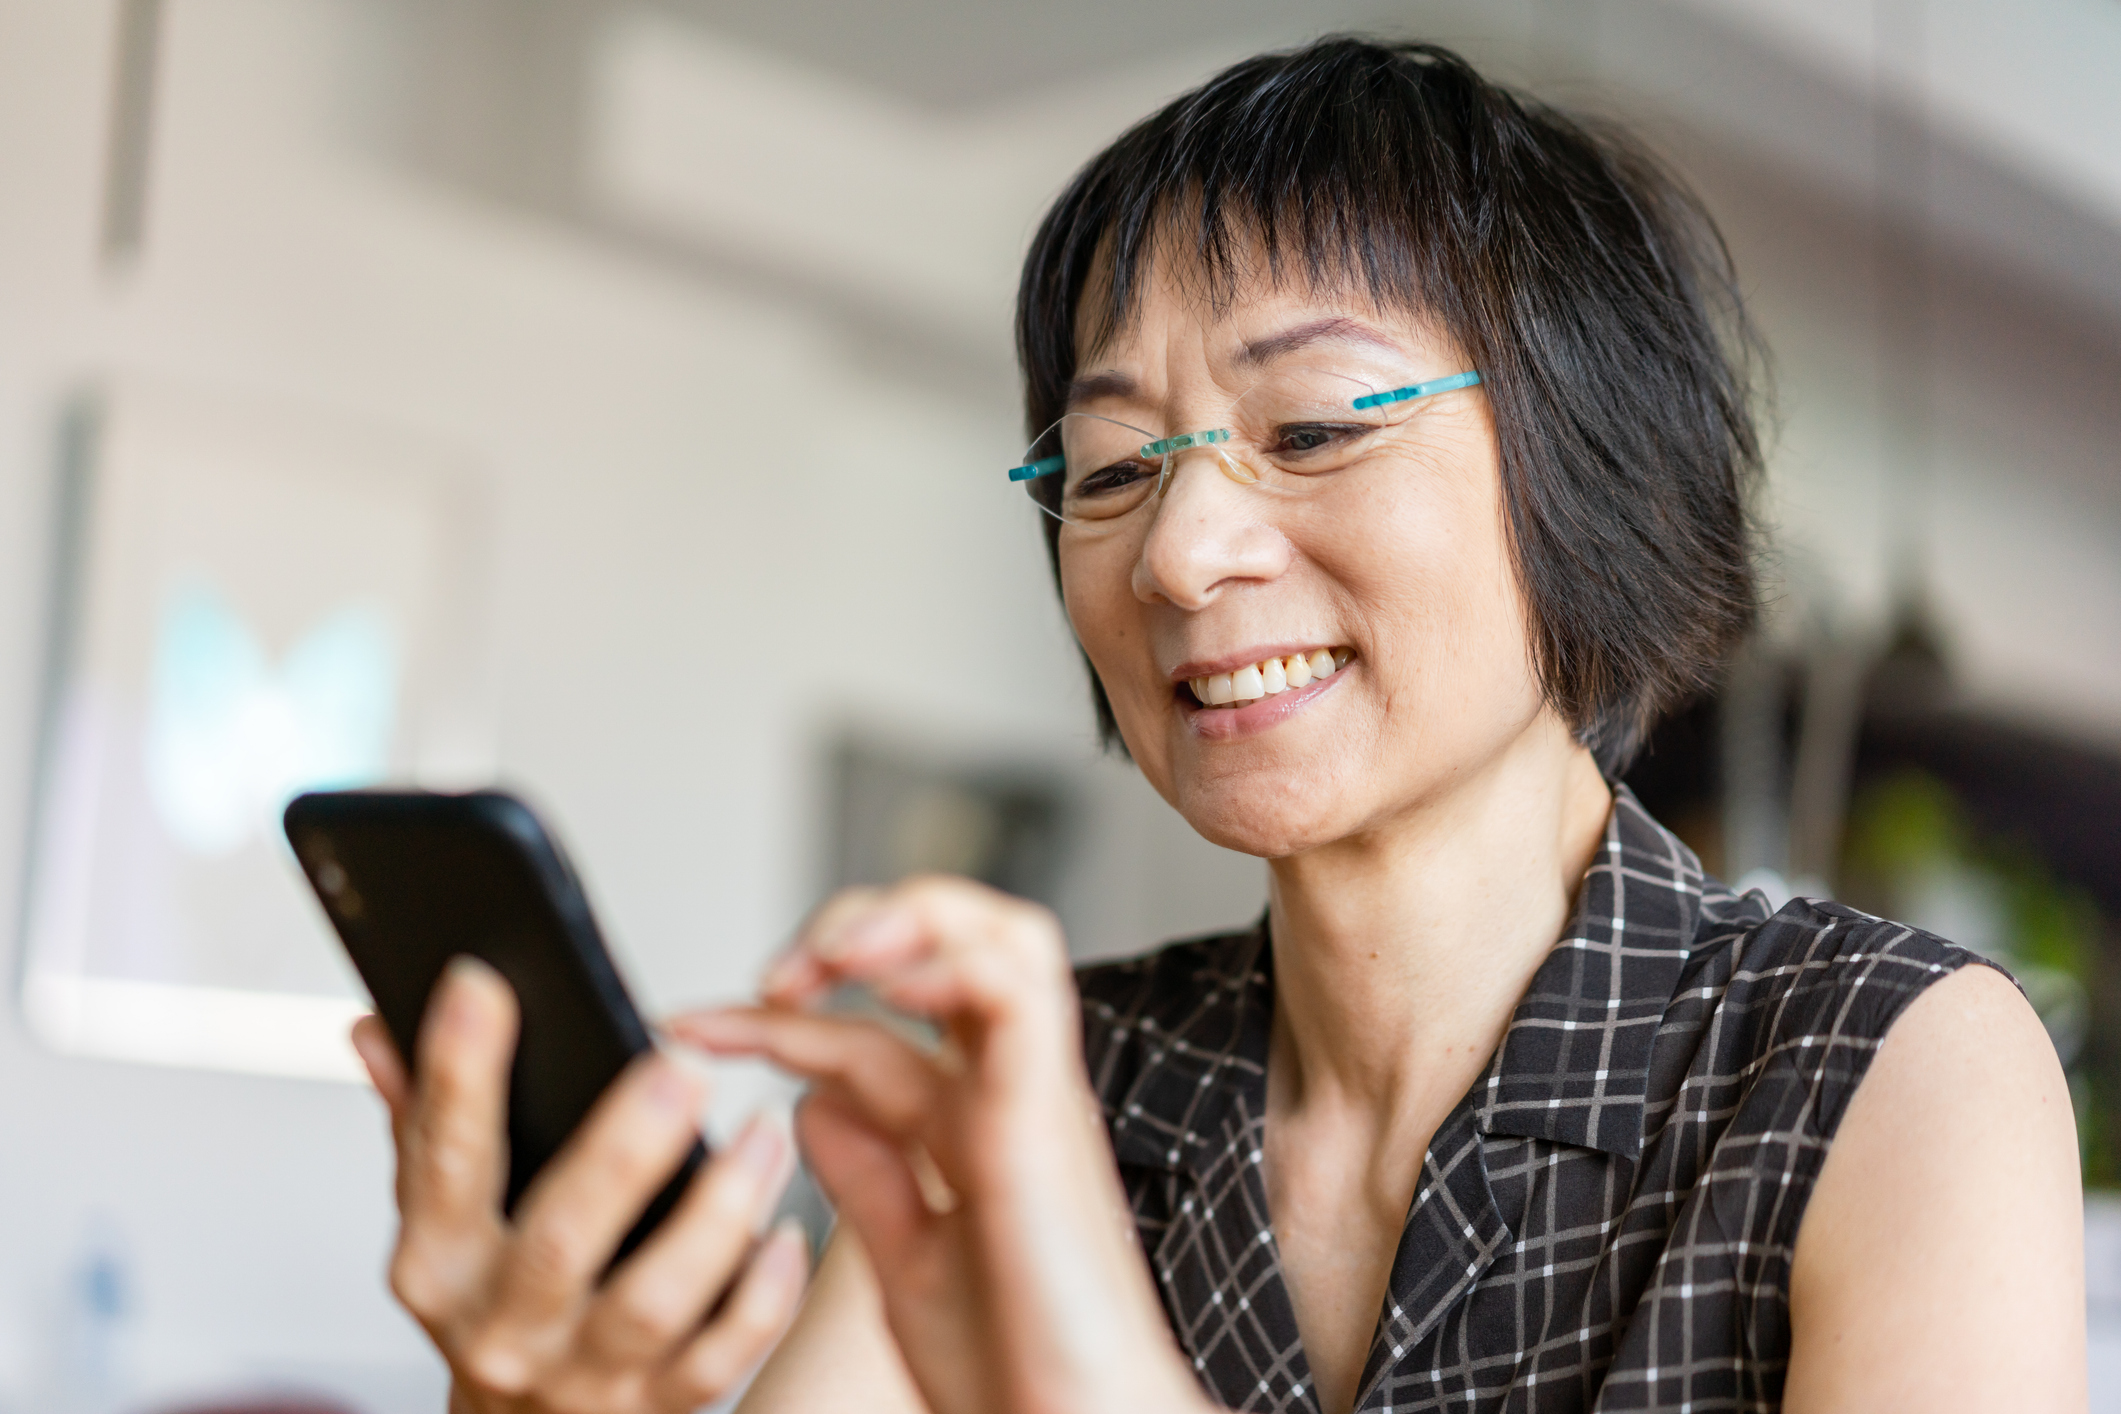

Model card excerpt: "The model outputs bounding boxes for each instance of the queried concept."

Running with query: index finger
[758,886,885,1003]
[777,876,1073,1035]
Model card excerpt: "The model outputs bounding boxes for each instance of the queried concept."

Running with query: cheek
[1329,445,1542,720]
[1061,549,1123,665]
[1060,546,1157,712]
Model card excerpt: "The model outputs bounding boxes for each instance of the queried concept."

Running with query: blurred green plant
[1841,768,2112,1186]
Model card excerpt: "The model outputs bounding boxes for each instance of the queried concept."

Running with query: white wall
[0,0,1259,1406]
[1674,139,2121,745]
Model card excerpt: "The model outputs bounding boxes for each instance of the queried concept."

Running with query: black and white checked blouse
[1076,786,1988,1413]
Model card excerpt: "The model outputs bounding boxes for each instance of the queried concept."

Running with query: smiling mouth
[1183,647,1353,709]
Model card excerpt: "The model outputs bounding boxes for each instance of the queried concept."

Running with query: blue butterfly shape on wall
[143,580,400,857]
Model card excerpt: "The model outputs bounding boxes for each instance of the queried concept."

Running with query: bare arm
[737,1228,930,1413]
[1785,964,2085,1412]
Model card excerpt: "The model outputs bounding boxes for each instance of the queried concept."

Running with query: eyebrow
[1065,369,1138,407]
[1237,317,1406,367]
[1064,317,1402,407]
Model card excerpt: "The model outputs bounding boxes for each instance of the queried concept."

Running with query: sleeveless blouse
[1075,786,1989,1412]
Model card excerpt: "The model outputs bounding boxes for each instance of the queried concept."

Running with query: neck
[1264,716,1612,1124]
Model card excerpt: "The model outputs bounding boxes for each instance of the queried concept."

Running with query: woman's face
[1058,260,1559,858]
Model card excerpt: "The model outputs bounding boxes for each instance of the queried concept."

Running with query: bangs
[1024,41,1480,426]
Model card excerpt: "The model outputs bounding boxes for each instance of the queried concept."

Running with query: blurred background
[0,0,2116,1409]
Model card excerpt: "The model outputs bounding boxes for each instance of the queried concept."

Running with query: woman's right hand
[351,956,809,1414]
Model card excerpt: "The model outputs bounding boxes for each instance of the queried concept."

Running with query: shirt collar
[1105,785,1707,1173]
[1472,784,1703,1160]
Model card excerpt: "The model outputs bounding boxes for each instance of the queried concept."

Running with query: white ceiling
[365,0,2121,364]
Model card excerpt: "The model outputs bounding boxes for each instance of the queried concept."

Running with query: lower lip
[1181,666,1348,741]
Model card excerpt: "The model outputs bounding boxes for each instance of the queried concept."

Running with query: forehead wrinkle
[1236,316,1407,368]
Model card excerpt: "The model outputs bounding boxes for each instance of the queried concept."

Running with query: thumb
[795,1094,936,1267]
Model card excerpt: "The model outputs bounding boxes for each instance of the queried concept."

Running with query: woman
[353,38,2084,1414]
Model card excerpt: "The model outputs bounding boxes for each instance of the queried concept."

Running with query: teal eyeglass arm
[1351,370,1482,411]
[1004,378,1476,482]
[1008,455,1066,483]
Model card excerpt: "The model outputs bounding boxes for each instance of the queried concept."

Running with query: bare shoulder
[1785,963,2085,1413]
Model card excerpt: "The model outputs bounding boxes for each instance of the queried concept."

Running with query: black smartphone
[284,787,704,1268]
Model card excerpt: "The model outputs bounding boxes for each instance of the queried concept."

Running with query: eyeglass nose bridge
[1139,427,1261,502]
[1139,427,1229,458]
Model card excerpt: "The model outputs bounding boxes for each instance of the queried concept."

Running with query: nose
[1130,446,1290,610]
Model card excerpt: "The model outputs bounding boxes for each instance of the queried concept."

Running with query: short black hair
[1015,36,1763,774]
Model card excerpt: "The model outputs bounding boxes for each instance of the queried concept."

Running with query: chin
[1129,698,1378,858]
[1167,771,1361,860]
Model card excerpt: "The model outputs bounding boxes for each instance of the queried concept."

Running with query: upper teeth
[1188,648,1352,707]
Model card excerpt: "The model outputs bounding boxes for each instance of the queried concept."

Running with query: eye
[1075,459,1156,497]
[1269,422,1368,459]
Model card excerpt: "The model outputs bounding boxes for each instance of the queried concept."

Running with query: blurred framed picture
[18,378,491,1080]
[826,733,1075,906]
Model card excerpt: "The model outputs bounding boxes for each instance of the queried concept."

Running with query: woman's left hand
[668,877,1210,1414]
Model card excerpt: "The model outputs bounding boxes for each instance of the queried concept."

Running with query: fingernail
[770,1215,806,1248]
[729,1114,786,1181]
[349,1023,388,1070]
[760,952,805,992]
[750,1218,807,1297]
[442,955,502,1022]
[674,1009,750,1046]
[841,905,910,953]
[811,907,879,961]
[668,1045,716,1092]
[439,962,486,1032]
[644,1058,698,1115]
[446,954,500,987]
